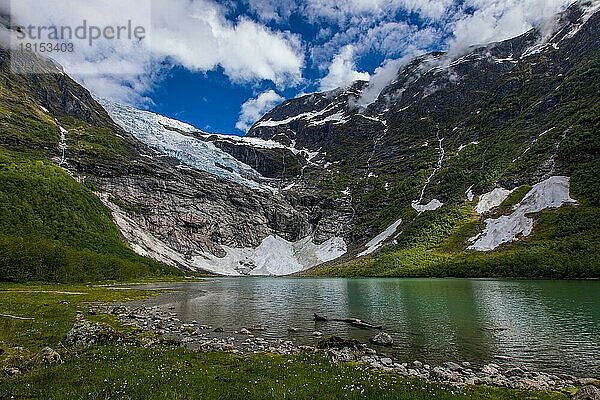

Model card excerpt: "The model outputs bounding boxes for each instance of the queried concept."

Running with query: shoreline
[75,301,598,394]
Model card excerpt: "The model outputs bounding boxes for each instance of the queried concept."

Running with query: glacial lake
[127,278,600,376]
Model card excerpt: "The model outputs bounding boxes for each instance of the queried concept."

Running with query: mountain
[1,0,599,280]
[0,37,351,278]
[242,0,599,277]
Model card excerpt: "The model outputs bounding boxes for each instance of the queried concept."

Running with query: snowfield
[475,188,514,214]
[193,235,347,276]
[468,176,576,251]
[357,218,403,257]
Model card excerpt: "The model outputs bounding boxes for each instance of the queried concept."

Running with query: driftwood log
[313,313,382,330]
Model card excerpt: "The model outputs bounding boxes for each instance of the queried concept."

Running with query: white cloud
[357,49,422,107]
[303,0,455,23]
[319,45,370,91]
[236,90,285,132]
[246,0,297,22]
[4,0,304,105]
[447,0,573,56]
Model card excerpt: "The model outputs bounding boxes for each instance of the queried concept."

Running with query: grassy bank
[0,283,572,400]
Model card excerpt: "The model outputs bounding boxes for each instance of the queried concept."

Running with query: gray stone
[482,364,499,375]
[371,332,394,346]
[39,347,62,365]
[444,362,462,371]
[381,357,393,366]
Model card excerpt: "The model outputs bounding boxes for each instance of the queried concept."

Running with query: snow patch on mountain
[194,235,347,276]
[468,176,576,251]
[101,190,347,276]
[475,188,514,214]
[466,185,475,202]
[254,103,348,129]
[97,98,271,191]
[357,218,403,257]
[412,199,443,213]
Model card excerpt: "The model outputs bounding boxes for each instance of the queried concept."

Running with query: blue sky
[147,3,449,134]
[4,0,573,135]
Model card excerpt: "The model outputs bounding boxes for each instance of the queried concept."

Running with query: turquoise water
[131,278,600,376]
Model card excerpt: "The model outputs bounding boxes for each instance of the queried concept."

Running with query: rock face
[245,0,600,254]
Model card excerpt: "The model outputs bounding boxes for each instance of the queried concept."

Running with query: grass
[0,147,183,283]
[0,284,569,400]
[1,347,570,400]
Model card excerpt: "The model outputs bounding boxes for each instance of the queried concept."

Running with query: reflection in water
[130,278,600,376]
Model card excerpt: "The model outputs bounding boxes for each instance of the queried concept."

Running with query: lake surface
[129,278,600,376]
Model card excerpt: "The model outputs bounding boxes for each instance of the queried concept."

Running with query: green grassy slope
[0,51,182,283]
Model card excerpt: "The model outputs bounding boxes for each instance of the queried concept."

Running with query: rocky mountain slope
[0,42,351,277]
[242,0,600,276]
[1,0,599,279]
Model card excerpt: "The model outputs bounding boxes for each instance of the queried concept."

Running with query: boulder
[38,347,62,365]
[444,361,462,371]
[381,358,393,367]
[371,332,394,346]
[317,336,362,350]
[482,364,500,375]
[65,319,121,348]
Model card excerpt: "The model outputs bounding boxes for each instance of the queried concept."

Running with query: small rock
[39,347,62,365]
[213,327,224,333]
[249,325,266,331]
[111,306,127,315]
[505,367,525,377]
[317,336,362,350]
[482,364,499,375]
[381,357,393,367]
[461,361,471,368]
[573,385,600,400]
[287,327,301,333]
[238,328,251,335]
[329,348,357,363]
[371,332,394,346]
[312,331,323,337]
[413,360,423,368]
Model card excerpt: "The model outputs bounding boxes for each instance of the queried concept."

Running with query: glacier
[97,98,272,191]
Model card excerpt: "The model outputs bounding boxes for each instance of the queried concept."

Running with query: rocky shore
[60,303,600,398]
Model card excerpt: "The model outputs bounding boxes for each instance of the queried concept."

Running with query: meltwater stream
[127,278,600,376]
